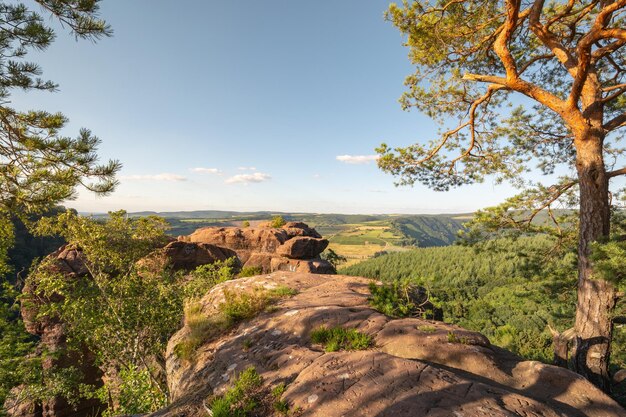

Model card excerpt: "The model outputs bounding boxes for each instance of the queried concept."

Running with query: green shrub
[272,383,289,415]
[310,326,373,352]
[417,325,437,333]
[267,286,298,297]
[446,332,470,345]
[209,367,263,417]
[175,286,297,360]
[321,248,347,268]
[220,289,270,325]
[174,300,227,361]
[185,258,238,298]
[97,365,167,417]
[271,216,286,228]
[242,221,251,228]
[239,266,262,278]
[368,280,434,318]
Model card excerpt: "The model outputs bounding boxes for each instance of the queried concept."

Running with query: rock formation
[137,240,241,272]
[156,272,626,417]
[15,245,105,417]
[180,222,335,274]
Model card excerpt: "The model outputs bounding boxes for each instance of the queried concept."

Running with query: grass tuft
[175,286,298,360]
[310,326,373,352]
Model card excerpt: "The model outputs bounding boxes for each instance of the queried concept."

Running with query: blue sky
[10,1,524,214]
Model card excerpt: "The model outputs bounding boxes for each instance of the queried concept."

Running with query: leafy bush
[368,280,436,318]
[185,258,238,298]
[209,367,264,417]
[321,249,347,268]
[271,216,286,228]
[97,365,167,417]
[21,211,240,415]
[239,266,262,278]
[310,326,372,352]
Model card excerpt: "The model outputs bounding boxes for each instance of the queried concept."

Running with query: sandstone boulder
[155,272,624,417]
[139,240,240,271]
[184,227,288,253]
[182,223,332,274]
[282,222,322,238]
[270,257,335,274]
[275,236,328,259]
[243,252,274,272]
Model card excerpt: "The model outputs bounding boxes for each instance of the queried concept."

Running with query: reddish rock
[270,257,336,274]
[243,252,274,273]
[157,272,625,417]
[185,227,288,253]
[183,224,331,274]
[140,241,240,271]
[282,222,322,239]
[276,236,328,259]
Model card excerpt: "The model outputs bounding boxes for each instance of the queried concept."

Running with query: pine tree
[378,0,626,390]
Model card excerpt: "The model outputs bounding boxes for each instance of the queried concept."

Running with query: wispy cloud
[336,154,380,165]
[237,166,257,171]
[120,173,187,182]
[190,167,221,174]
[225,172,271,184]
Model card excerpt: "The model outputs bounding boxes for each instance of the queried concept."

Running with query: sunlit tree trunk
[572,132,616,392]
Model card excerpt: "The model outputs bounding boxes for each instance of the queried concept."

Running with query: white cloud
[225,172,271,184]
[120,173,187,182]
[190,167,221,174]
[237,166,257,171]
[336,154,380,165]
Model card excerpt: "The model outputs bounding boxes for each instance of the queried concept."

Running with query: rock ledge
[157,272,626,417]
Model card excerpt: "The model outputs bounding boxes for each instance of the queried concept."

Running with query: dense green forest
[340,236,626,376]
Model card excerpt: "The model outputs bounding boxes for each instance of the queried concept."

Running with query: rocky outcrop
[16,245,104,417]
[156,272,626,417]
[181,222,334,274]
[138,240,240,272]
[276,236,328,259]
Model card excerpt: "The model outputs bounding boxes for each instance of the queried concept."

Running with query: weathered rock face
[181,223,334,274]
[275,236,328,259]
[16,245,105,417]
[156,272,626,417]
[138,240,241,272]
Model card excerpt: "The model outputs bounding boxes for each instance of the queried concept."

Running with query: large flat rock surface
[155,272,626,417]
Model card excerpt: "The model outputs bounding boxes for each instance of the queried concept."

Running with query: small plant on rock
[239,266,263,278]
[271,216,286,228]
[209,366,264,417]
[310,326,373,352]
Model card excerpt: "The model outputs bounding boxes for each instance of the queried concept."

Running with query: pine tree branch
[607,166,626,178]
[604,113,626,131]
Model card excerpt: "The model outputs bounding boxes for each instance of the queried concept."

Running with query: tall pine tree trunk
[572,133,616,392]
